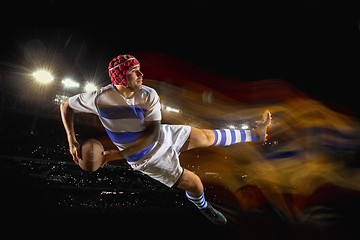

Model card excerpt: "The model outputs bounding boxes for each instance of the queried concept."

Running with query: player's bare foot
[252,110,272,142]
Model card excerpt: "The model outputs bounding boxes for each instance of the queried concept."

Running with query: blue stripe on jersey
[98,105,145,120]
[141,87,149,98]
[105,128,155,162]
[105,129,142,144]
[126,143,155,162]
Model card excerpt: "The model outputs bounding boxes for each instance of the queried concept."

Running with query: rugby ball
[79,139,105,172]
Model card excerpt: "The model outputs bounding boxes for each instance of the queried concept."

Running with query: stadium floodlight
[85,83,97,92]
[33,70,53,84]
[165,106,181,114]
[62,79,80,88]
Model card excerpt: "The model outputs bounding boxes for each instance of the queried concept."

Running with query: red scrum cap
[108,54,140,87]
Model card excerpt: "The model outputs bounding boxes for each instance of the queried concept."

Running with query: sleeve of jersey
[68,90,99,115]
[144,88,162,121]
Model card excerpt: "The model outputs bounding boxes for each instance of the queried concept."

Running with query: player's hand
[101,150,125,167]
[68,140,81,164]
[102,150,123,160]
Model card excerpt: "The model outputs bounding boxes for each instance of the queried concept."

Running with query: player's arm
[60,98,80,164]
[102,120,160,162]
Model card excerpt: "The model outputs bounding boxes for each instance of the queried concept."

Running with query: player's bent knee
[203,129,215,146]
[193,181,204,196]
[182,182,203,196]
[177,170,204,195]
[187,174,204,196]
[189,128,215,150]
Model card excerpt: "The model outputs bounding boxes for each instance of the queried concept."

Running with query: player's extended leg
[187,110,271,150]
[177,110,271,225]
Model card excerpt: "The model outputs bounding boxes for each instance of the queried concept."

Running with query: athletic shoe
[200,203,227,225]
[252,110,272,142]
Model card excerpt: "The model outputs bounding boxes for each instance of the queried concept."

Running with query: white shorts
[127,124,191,188]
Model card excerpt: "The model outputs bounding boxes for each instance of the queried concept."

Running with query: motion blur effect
[1,11,360,237]
[140,54,360,231]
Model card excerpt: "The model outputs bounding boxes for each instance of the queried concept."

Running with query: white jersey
[69,84,162,162]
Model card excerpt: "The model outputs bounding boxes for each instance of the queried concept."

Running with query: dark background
[1,1,360,238]
[2,1,360,113]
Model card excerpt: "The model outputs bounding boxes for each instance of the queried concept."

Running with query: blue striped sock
[212,129,259,146]
[186,191,209,212]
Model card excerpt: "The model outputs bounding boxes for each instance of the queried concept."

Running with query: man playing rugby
[60,54,271,225]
